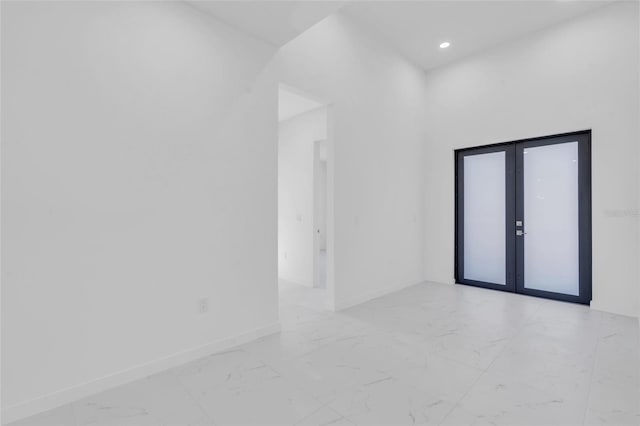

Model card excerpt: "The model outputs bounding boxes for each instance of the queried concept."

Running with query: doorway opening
[454,130,592,304]
[277,84,333,316]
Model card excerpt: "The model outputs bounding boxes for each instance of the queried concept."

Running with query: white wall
[278,107,327,286]
[1,1,278,421]
[423,1,640,317]
[275,13,428,309]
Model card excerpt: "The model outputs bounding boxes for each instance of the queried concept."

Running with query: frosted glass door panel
[523,142,579,295]
[464,152,506,285]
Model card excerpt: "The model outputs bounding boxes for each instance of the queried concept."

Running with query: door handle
[516,230,527,236]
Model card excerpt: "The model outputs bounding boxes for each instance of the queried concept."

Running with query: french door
[455,131,591,304]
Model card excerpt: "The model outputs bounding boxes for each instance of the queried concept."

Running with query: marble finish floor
[10,282,640,426]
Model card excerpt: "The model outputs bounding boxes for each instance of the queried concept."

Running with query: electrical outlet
[198,298,209,314]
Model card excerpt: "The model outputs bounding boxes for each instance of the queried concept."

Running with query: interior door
[455,131,591,304]
[515,133,591,304]
[455,144,516,292]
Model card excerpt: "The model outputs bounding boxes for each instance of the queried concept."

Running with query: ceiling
[185,1,346,47]
[187,1,614,70]
[342,1,613,70]
[278,85,324,122]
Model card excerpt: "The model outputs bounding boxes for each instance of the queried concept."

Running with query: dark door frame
[454,130,592,305]
[455,143,516,293]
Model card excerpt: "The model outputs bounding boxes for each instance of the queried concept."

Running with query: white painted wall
[278,107,327,286]
[423,2,640,317]
[1,1,279,421]
[275,13,428,309]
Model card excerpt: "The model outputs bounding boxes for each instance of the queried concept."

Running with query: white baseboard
[423,277,456,286]
[2,322,281,425]
[334,279,423,311]
[590,300,639,319]
[278,276,313,288]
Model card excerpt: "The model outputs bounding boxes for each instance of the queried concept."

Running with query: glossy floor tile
[9,282,640,426]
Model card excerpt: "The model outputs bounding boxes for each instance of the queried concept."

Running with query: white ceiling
[187,1,614,71]
[342,1,614,70]
[279,85,324,122]
[185,1,346,47]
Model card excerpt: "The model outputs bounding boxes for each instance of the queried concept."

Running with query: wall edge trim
[2,321,281,425]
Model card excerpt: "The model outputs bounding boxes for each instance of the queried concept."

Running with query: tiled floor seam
[580,313,603,426]
[436,302,544,425]
[170,369,220,426]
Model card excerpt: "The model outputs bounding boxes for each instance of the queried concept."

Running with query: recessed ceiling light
[439,42,451,49]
